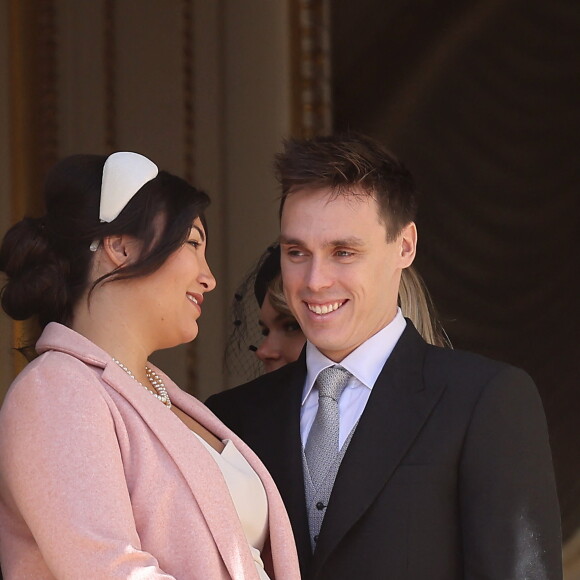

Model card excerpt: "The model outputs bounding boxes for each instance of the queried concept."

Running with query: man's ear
[102,235,134,267]
[399,222,417,268]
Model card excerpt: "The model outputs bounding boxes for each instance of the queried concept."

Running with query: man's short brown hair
[275,133,417,241]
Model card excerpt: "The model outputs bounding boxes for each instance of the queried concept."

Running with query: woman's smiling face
[133,218,217,351]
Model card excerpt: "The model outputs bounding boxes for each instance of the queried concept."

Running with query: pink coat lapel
[101,362,261,579]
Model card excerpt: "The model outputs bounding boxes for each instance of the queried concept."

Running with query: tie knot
[316,365,351,401]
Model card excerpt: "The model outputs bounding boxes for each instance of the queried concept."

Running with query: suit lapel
[311,324,447,574]
[256,354,313,570]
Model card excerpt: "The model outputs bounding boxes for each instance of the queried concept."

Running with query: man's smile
[305,300,347,315]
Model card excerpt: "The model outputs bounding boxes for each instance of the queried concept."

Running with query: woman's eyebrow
[191,225,205,241]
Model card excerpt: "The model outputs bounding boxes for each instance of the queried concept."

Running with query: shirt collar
[302,308,407,405]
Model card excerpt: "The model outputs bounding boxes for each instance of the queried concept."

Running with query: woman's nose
[200,259,217,291]
[255,335,281,362]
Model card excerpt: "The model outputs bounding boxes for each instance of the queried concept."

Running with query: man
[206,134,562,579]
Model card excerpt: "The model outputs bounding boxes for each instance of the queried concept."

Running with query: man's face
[280,187,416,362]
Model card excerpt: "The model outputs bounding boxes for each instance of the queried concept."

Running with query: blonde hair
[267,274,294,318]
[398,265,450,347]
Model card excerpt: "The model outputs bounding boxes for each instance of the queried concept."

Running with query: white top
[301,308,407,448]
[194,434,271,580]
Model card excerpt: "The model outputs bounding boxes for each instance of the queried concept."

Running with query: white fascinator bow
[99,152,158,223]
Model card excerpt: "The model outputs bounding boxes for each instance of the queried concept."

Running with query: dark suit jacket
[207,322,562,579]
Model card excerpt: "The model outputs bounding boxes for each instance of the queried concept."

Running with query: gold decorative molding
[182,0,198,394]
[103,0,117,151]
[8,0,58,377]
[182,0,194,184]
[290,0,332,137]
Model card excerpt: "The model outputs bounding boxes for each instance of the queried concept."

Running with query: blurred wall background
[0,0,299,400]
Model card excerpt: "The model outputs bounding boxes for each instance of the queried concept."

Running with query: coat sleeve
[0,356,176,579]
[459,365,563,579]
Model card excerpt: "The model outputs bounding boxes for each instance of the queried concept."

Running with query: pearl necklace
[113,358,172,409]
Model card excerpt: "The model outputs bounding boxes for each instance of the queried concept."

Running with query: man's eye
[335,250,353,257]
[287,249,305,257]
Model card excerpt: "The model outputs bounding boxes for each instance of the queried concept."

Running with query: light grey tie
[304,365,351,488]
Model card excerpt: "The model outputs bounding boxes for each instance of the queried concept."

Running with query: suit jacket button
[314,535,319,543]
[316,501,326,510]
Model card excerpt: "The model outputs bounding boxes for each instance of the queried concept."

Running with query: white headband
[99,152,158,223]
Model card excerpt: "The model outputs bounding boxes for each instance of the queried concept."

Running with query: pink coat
[0,323,300,579]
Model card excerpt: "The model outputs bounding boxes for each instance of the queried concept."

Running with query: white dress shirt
[301,308,407,449]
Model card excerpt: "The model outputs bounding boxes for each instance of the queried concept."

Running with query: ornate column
[290,0,333,137]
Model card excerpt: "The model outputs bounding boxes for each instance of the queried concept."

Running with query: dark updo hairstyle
[0,153,210,329]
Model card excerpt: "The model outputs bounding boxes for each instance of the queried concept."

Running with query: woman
[255,275,305,373]
[227,245,306,380]
[251,246,306,373]
[0,152,300,579]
